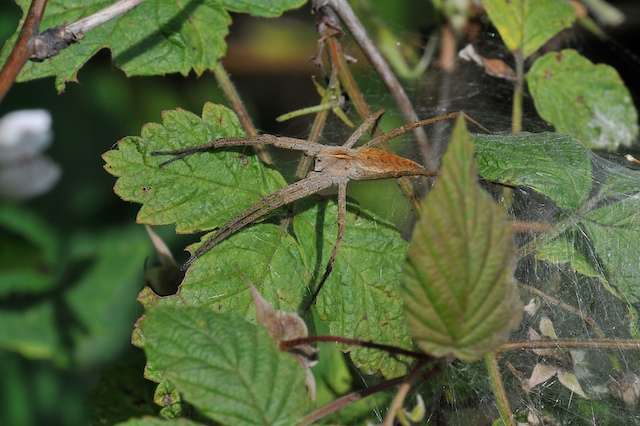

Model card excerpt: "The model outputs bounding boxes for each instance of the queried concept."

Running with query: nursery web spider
[153,109,485,305]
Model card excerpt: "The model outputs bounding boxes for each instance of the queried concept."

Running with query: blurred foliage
[0,3,234,425]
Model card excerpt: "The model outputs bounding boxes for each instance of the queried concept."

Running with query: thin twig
[521,282,622,372]
[0,0,48,103]
[499,338,640,351]
[66,0,144,35]
[313,0,434,168]
[30,0,144,62]
[519,283,605,338]
[212,61,273,164]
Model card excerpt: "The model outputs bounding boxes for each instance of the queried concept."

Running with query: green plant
[2,0,640,425]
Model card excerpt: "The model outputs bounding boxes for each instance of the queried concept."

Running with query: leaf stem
[511,49,524,133]
[485,354,516,426]
[0,0,48,103]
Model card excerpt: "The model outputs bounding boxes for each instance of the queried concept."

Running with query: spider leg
[152,135,326,167]
[183,175,335,270]
[304,181,347,311]
[362,112,491,148]
[343,109,385,148]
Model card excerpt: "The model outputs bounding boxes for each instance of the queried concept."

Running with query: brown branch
[298,357,444,426]
[0,0,48,103]
[297,374,407,426]
[0,0,145,104]
[281,335,434,361]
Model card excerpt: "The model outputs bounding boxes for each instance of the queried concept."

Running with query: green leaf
[535,234,601,280]
[165,198,412,379]
[0,300,68,365]
[175,223,308,318]
[0,227,149,366]
[107,103,413,378]
[103,103,287,233]
[64,227,150,367]
[595,153,640,198]
[473,131,592,210]
[527,49,639,150]
[1,0,305,91]
[140,306,312,425]
[294,198,413,378]
[580,195,640,302]
[403,117,522,362]
[0,203,61,296]
[480,0,575,57]
[524,152,640,320]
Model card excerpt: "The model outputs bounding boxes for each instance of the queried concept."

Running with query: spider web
[310,24,640,425]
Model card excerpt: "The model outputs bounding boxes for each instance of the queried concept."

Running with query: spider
[153,109,483,304]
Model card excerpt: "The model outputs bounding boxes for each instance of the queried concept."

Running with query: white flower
[0,109,60,200]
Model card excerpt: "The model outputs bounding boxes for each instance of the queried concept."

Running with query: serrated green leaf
[581,195,640,302]
[294,198,413,378]
[175,223,308,317]
[164,196,412,379]
[527,49,639,150]
[473,131,592,210]
[140,306,311,425]
[103,103,287,233]
[1,0,305,91]
[481,0,575,57]
[403,117,522,362]
[107,103,415,378]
